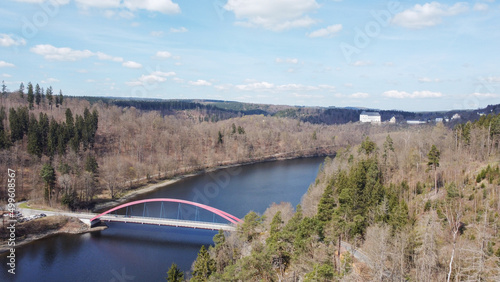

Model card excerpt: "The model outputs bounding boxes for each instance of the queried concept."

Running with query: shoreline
[0,219,107,255]
[93,151,335,212]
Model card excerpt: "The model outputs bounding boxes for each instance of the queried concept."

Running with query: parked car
[40,213,47,217]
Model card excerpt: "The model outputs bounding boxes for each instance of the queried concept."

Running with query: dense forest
[179,113,500,281]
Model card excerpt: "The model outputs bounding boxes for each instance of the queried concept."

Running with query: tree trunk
[435,167,438,195]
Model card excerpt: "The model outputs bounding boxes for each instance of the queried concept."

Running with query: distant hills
[78,96,500,125]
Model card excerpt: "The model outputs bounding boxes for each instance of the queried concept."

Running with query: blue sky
[0,0,499,111]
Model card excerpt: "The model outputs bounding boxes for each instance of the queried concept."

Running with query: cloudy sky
[0,0,499,111]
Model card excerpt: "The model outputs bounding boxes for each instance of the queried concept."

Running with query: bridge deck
[98,215,236,231]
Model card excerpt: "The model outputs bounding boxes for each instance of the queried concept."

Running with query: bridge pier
[90,218,101,228]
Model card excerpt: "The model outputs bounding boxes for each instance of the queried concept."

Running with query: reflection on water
[0,157,325,281]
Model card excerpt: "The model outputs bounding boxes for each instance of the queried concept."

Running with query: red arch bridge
[89,198,241,231]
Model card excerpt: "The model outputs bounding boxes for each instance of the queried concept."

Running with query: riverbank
[0,216,107,254]
[93,149,335,212]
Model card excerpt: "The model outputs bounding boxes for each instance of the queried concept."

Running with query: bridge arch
[90,198,241,224]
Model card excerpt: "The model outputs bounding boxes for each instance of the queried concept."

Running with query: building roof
[360,111,380,116]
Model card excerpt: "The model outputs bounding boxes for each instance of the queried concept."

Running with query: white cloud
[224,0,320,31]
[383,90,443,98]
[2,73,12,78]
[484,76,500,83]
[473,3,489,11]
[189,79,212,86]
[418,77,442,83]
[0,61,15,68]
[170,27,188,33]
[275,58,298,64]
[123,0,180,14]
[41,78,59,84]
[75,0,121,9]
[473,92,498,98]
[126,71,176,86]
[122,61,143,69]
[155,51,172,59]
[350,92,369,98]
[392,2,468,29]
[235,81,275,91]
[30,44,94,61]
[232,81,337,93]
[0,34,26,47]
[96,52,123,62]
[76,0,179,14]
[150,31,164,37]
[352,60,371,67]
[13,0,69,4]
[307,24,342,38]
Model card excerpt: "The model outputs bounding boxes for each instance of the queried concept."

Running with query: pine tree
[0,107,9,149]
[46,86,53,110]
[58,89,63,107]
[166,263,184,282]
[27,82,34,109]
[1,80,6,95]
[40,163,56,204]
[47,117,58,157]
[27,113,42,158]
[191,245,216,281]
[85,155,99,176]
[38,112,49,155]
[427,145,440,194]
[19,82,24,98]
[35,83,41,108]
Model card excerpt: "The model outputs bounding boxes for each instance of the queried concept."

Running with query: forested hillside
[0,87,379,210]
[184,114,500,281]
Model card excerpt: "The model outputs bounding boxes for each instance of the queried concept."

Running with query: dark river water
[1,157,324,281]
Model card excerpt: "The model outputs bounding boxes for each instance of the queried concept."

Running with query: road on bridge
[16,203,236,231]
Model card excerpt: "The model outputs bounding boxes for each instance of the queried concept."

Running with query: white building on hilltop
[360,111,381,124]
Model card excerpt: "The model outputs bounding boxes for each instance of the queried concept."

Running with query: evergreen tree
[27,113,42,158]
[47,117,59,157]
[0,107,9,149]
[38,112,49,155]
[382,134,395,164]
[191,245,216,281]
[217,130,224,145]
[27,82,34,109]
[9,108,21,142]
[58,89,63,107]
[65,108,74,130]
[19,82,24,98]
[10,106,30,143]
[85,155,99,176]
[427,145,440,194]
[40,163,56,204]
[359,136,376,156]
[166,263,184,282]
[46,86,53,110]
[1,80,6,95]
[35,83,41,108]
